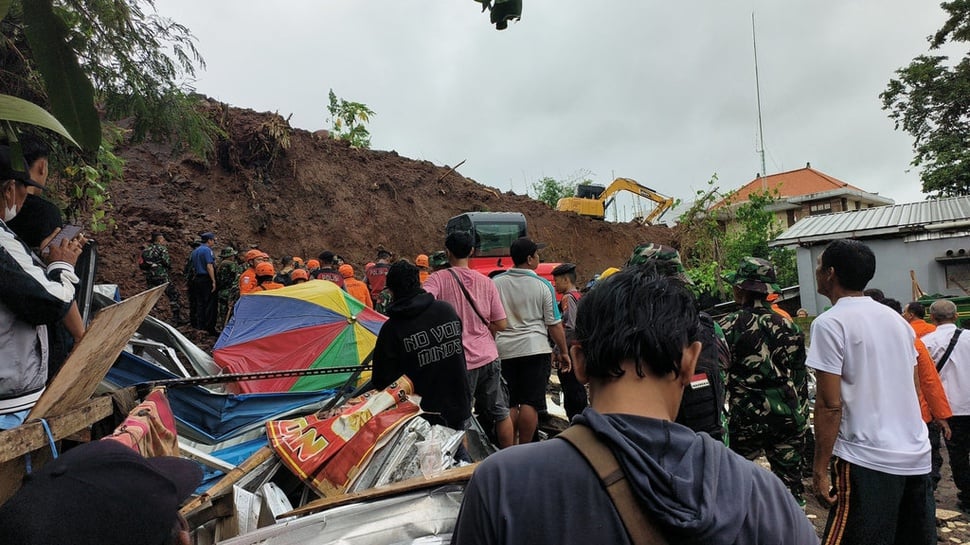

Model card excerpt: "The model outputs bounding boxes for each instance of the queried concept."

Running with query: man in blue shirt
[188,232,217,334]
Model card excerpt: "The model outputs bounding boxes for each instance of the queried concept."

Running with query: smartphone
[41,224,83,256]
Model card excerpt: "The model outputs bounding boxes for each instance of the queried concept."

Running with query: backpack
[676,311,728,441]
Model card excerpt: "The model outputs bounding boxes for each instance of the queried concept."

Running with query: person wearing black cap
[493,237,569,444]
[188,231,218,334]
[0,145,85,428]
[551,262,588,420]
[314,250,346,289]
[0,439,203,545]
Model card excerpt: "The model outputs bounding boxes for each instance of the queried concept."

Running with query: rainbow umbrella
[213,280,386,393]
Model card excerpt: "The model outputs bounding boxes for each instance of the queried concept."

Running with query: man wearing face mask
[0,145,84,429]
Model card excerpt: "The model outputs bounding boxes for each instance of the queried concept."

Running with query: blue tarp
[107,351,336,443]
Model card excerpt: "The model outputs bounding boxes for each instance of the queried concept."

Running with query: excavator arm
[556,177,673,224]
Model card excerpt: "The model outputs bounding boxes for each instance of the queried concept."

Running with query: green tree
[531,170,593,207]
[677,177,797,300]
[1,0,217,230]
[881,1,970,196]
[327,89,375,149]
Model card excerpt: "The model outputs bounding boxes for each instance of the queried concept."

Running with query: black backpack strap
[446,268,489,326]
[558,425,669,545]
[937,328,964,372]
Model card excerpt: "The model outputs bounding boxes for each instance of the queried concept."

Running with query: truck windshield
[475,222,525,257]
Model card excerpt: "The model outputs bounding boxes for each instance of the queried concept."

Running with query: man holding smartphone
[0,146,84,428]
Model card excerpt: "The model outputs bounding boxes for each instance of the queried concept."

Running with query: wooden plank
[0,395,113,464]
[180,446,276,517]
[28,285,164,419]
[280,463,478,518]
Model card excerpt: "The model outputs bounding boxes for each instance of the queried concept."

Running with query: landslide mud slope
[97,102,676,299]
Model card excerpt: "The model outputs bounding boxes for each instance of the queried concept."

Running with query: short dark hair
[318,250,336,264]
[509,237,539,266]
[555,270,577,284]
[821,239,875,292]
[863,288,885,302]
[906,301,926,319]
[445,231,474,259]
[575,263,699,380]
[376,249,392,260]
[150,232,163,243]
[19,133,50,168]
[386,260,421,300]
[880,297,903,314]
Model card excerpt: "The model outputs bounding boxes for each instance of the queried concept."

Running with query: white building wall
[796,234,970,316]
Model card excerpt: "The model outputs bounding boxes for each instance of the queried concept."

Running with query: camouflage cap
[429,250,448,268]
[722,256,780,295]
[626,243,693,285]
[219,246,238,258]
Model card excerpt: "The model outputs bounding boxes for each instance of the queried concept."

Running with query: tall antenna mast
[752,12,767,189]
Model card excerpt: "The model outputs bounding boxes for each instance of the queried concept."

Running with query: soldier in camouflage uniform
[627,243,731,445]
[142,233,184,324]
[216,246,243,330]
[718,256,809,505]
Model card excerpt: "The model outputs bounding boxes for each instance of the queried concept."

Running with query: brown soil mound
[97,101,675,309]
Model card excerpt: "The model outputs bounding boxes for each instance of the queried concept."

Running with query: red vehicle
[445,212,561,283]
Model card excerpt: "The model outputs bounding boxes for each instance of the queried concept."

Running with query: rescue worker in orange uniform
[416,254,431,284]
[253,261,284,291]
[239,250,270,295]
[340,264,374,309]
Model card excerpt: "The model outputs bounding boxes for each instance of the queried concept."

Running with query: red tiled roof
[716,167,864,207]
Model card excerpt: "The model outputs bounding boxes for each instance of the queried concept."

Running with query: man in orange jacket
[252,261,284,291]
[897,299,953,490]
[340,264,373,309]
[239,250,270,295]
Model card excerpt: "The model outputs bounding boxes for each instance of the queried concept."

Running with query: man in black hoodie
[452,264,818,545]
[373,260,472,430]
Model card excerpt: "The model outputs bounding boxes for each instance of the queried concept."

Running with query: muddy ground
[89,100,674,324]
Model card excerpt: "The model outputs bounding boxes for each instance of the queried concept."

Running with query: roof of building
[715,165,893,209]
[770,195,970,246]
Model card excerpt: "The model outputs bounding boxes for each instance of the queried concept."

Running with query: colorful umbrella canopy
[213,280,386,393]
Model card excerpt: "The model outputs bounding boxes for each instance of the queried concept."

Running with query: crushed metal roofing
[770,195,970,246]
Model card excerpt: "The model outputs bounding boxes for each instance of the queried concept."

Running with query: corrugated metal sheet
[770,196,970,246]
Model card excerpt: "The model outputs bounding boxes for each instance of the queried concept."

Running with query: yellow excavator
[556,177,675,225]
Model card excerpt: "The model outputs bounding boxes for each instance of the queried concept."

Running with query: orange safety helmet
[338,264,354,278]
[415,254,429,268]
[292,256,305,267]
[255,262,276,277]
[307,259,321,270]
[290,268,309,282]
[244,249,263,262]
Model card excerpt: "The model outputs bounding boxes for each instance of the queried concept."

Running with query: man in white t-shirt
[493,238,569,445]
[923,299,970,511]
[808,239,933,544]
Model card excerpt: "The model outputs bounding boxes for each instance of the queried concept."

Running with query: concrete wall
[796,234,970,315]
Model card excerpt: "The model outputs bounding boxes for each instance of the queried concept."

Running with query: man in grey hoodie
[451,264,818,545]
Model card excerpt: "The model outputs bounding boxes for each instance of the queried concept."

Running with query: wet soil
[94,100,675,326]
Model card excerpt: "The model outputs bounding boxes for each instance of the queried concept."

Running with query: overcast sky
[155,1,953,220]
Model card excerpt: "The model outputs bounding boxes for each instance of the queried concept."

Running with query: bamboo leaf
[0,94,80,147]
[21,0,101,153]
[0,0,12,21]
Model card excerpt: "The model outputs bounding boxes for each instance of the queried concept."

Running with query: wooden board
[281,463,478,518]
[28,285,164,419]
[0,395,113,464]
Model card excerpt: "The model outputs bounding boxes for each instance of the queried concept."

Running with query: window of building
[787,209,797,227]
[945,262,970,291]
[809,202,832,215]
